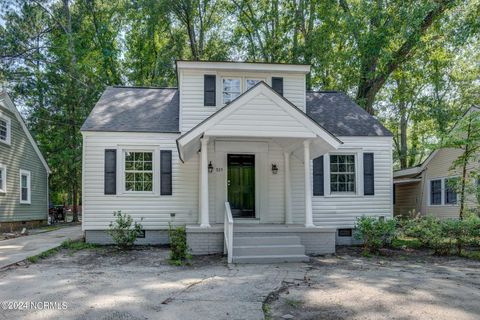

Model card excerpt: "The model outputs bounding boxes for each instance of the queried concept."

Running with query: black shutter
[313,156,324,196]
[363,153,374,195]
[104,149,116,195]
[272,77,284,96]
[160,150,172,195]
[204,75,216,106]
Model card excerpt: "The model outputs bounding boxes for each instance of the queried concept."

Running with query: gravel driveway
[0,246,478,320]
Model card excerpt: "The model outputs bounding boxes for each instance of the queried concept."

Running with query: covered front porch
[176,82,342,261]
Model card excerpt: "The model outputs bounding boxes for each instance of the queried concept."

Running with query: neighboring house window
[124,151,153,192]
[19,169,31,204]
[444,177,458,205]
[430,179,442,205]
[0,114,11,145]
[222,78,241,104]
[246,79,262,90]
[0,164,6,193]
[330,154,355,192]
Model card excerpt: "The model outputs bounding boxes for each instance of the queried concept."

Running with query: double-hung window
[19,169,31,204]
[124,151,153,192]
[429,177,458,206]
[444,177,458,205]
[0,114,11,145]
[430,179,442,205]
[222,78,241,104]
[0,164,6,193]
[330,155,356,193]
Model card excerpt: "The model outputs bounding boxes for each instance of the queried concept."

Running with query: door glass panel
[227,154,255,218]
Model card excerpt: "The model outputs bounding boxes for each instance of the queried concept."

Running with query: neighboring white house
[81,61,393,263]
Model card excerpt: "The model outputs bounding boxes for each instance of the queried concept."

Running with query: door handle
[227,180,231,186]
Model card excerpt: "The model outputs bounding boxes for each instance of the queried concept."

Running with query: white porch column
[284,152,292,224]
[199,137,210,227]
[304,140,315,227]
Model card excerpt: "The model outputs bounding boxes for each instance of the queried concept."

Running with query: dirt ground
[0,246,479,320]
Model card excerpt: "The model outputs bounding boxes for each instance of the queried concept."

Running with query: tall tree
[339,0,456,114]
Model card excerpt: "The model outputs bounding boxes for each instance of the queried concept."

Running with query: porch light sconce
[208,161,214,173]
[271,163,279,174]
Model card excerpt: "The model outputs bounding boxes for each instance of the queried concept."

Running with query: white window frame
[0,164,6,193]
[119,147,158,195]
[325,151,361,197]
[427,176,459,207]
[19,169,31,204]
[0,112,12,145]
[222,77,242,104]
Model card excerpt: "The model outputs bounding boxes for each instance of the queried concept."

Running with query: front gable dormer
[176,61,310,132]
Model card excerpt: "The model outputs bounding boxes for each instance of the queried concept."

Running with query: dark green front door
[227,154,255,218]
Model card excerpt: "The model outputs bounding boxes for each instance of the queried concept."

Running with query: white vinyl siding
[179,69,306,132]
[296,137,393,228]
[82,132,198,230]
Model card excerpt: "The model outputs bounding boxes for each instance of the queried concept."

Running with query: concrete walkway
[0,225,83,269]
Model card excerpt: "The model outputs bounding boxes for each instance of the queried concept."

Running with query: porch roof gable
[177,82,342,162]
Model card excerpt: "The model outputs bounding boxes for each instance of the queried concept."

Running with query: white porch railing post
[224,202,234,264]
[304,140,315,227]
[200,137,210,228]
[284,152,292,224]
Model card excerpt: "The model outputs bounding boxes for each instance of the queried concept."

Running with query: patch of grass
[60,239,98,251]
[26,239,99,263]
[284,298,303,308]
[392,236,423,249]
[262,304,272,320]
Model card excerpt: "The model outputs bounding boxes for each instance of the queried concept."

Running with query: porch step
[231,235,309,263]
[234,235,301,246]
[233,244,306,256]
[232,255,310,264]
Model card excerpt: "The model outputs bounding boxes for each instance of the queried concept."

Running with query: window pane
[21,175,27,188]
[445,178,458,205]
[124,151,153,192]
[246,79,260,90]
[223,79,241,104]
[0,119,7,141]
[22,188,28,201]
[330,155,355,193]
[430,180,442,205]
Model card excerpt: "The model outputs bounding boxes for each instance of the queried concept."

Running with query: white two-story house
[81,61,393,263]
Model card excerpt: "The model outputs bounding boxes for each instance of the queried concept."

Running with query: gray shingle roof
[81,87,391,137]
[81,86,179,133]
[306,91,392,136]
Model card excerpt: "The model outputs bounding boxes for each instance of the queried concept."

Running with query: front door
[227,154,255,218]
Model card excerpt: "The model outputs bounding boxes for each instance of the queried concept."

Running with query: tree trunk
[399,100,408,169]
[459,118,472,220]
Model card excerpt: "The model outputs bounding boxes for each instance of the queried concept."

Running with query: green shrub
[355,216,397,254]
[402,215,480,256]
[403,217,442,248]
[168,223,191,265]
[107,211,143,249]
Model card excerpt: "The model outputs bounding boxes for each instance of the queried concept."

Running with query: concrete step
[233,244,306,256]
[233,236,301,246]
[232,255,310,264]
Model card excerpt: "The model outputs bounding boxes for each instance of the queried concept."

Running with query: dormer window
[246,79,262,90]
[0,113,11,145]
[222,78,241,104]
